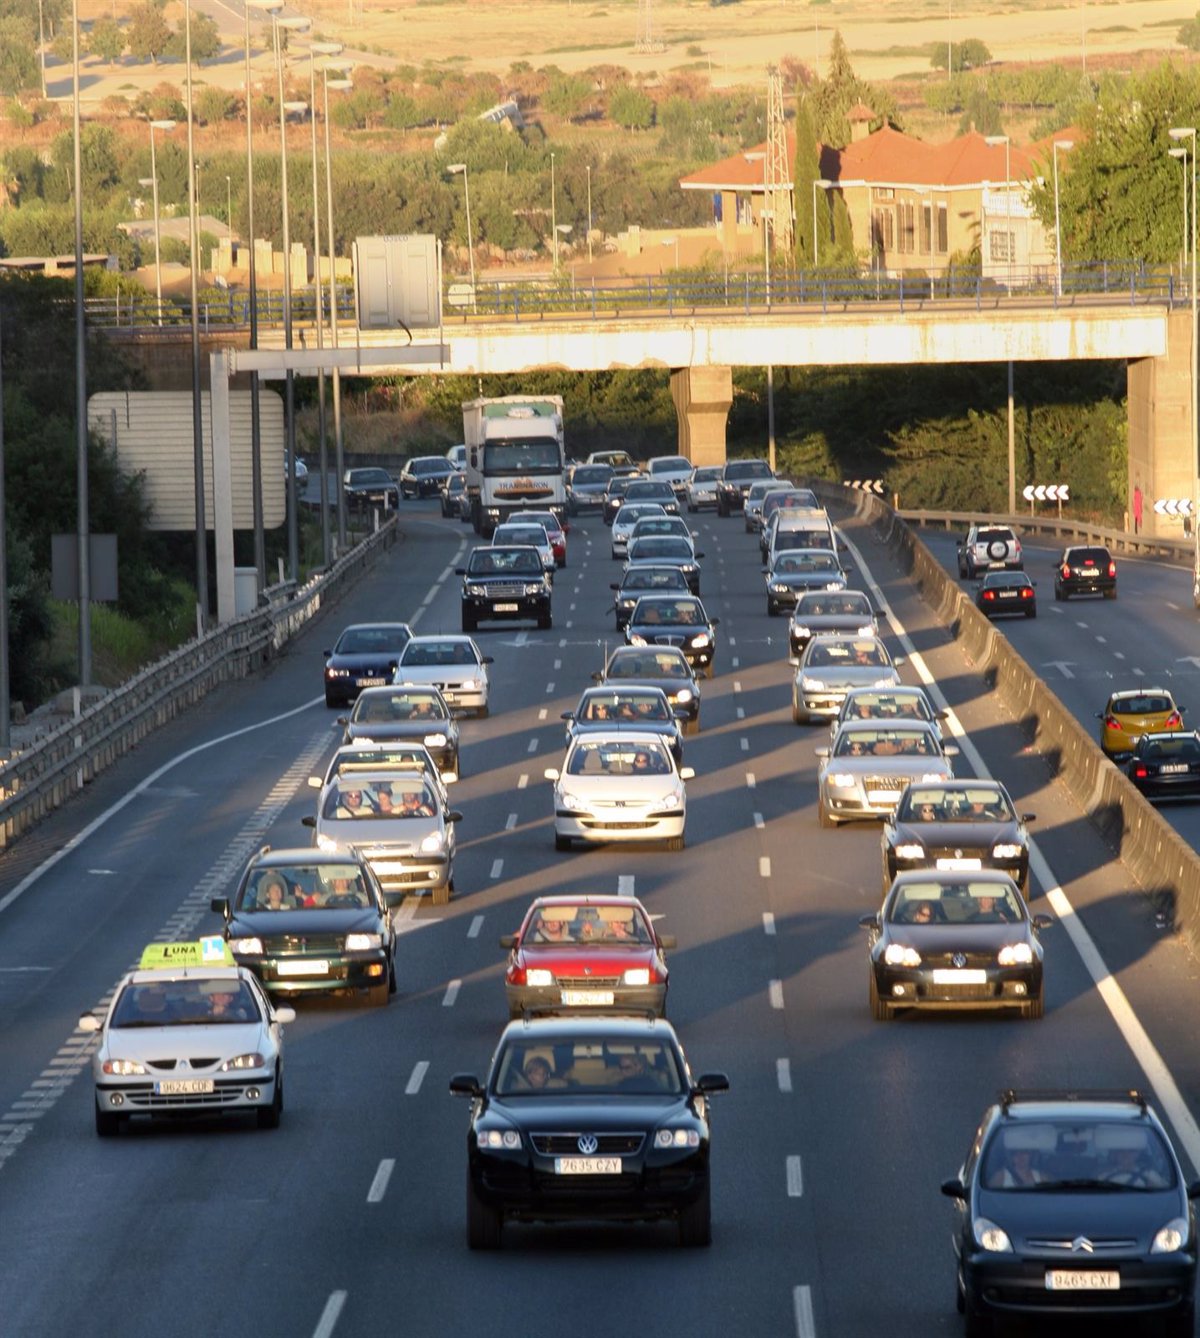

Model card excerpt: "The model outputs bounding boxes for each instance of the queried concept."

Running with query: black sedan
[440,471,470,519]
[623,478,680,516]
[763,548,847,616]
[343,466,399,511]
[1127,730,1200,800]
[565,463,613,515]
[716,458,773,515]
[625,535,704,594]
[859,870,1051,1020]
[976,570,1037,618]
[339,685,460,778]
[450,1016,728,1249]
[625,595,719,677]
[789,590,878,660]
[602,476,637,526]
[323,621,413,709]
[594,646,701,734]
[400,455,458,499]
[458,545,551,632]
[610,564,692,630]
[562,685,685,764]
[881,780,1035,892]
[942,1090,1199,1336]
[212,847,396,1006]
[1055,544,1117,600]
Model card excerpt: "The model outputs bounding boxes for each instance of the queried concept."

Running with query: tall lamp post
[1052,138,1073,299]
[1169,126,1199,603]
[550,151,558,269]
[586,164,593,262]
[321,63,353,551]
[812,177,832,266]
[446,162,475,302]
[183,0,209,626]
[70,0,91,682]
[986,133,1016,513]
[1171,146,1191,286]
[143,119,174,324]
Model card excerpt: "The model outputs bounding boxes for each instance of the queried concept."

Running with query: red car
[513,509,567,567]
[500,895,674,1018]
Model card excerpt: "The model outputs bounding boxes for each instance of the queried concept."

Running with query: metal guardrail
[898,508,1192,562]
[0,519,399,854]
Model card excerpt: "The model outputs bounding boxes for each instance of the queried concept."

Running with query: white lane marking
[405,1062,429,1095]
[1133,667,1145,676]
[366,1160,395,1204]
[737,707,746,720]
[518,774,529,789]
[468,915,484,939]
[777,1058,792,1092]
[759,857,771,878]
[505,813,518,830]
[618,874,636,897]
[546,682,555,694]
[443,979,462,1007]
[559,638,567,648]
[527,738,540,753]
[392,897,419,930]
[732,656,740,668]
[1096,635,1107,644]
[740,737,750,751]
[490,859,504,879]
[1115,651,1126,660]
[768,979,784,1009]
[734,680,742,693]
[554,659,562,670]
[787,1155,804,1197]
[538,708,548,720]
[313,1292,348,1338]
[754,812,765,829]
[746,773,757,788]
[1044,661,1075,679]
[1168,600,1183,610]
[0,967,50,973]
[793,1284,816,1338]
[86,869,115,876]
[728,636,737,646]
[762,912,776,935]
[566,621,573,629]
[1075,620,1089,629]
[842,528,1200,1173]
[569,603,576,611]
[514,631,528,647]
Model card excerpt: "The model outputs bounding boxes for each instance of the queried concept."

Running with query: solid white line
[467,915,484,939]
[793,1284,816,1338]
[840,528,1200,1171]
[505,813,518,830]
[768,979,784,1009]
[777,1058,792,1092]
[366,1160,395,1203]
[754,812,765,829]
[490,859,504,879]
[517,774,529,789]
[759,857,771,878]
[762,912,776,935]
[618,874,636,897]
[405,1062,429,1095]
[443,979,462,1007]
[746,773,756,788]
[786,1155,804,1197]
[313,1292,347,1338]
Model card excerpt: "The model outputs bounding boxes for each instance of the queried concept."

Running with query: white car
[647,454,694,499]
[744,478,793,532]
[79,939,294,1136]
[544,731,695,852]
[308,740,450,798]
[610,502,668,559]
[493,521,555,575]
[393,635,493,717]
[685,465,723,512]
[815,719,957,827]
[628,515,695,549]
[446,444,467,470]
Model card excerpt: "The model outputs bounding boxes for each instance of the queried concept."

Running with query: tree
[542,73,591,120]
[609,83,654,131]
[164,11,219,63]
[812,29,900,148]
[0,16,38,94]
[931,38,992,73]
[957,82,1003,136]
[127,1,171,63]
[88,16,124,64]
[194,85,233,125]
[792,93,819,265]
[1179,12,1200,51]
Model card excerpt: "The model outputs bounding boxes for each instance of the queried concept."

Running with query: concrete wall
[1128,308,1195,539]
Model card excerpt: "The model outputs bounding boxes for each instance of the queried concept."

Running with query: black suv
[458,545,551,631]
[1055,545,1117,600]
[716,459,774,516]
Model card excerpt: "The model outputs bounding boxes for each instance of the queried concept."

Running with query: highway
[1,504,1198,1337]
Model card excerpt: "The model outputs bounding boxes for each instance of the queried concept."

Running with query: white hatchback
[394,635,493,717]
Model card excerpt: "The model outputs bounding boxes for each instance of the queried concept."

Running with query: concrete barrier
[817,483,1200,954]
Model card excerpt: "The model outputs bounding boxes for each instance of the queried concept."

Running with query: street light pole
[1052,139,1073,299]
[1172,147,1191,285]
[70,0,91,683]
[586,164,593,263]
[183,0,209,625]
[322,66,352,552]
[550,151,558,269]
[144,119,174,324]
[225,173,231,230]
[1169,127,1199,602]
[447,163,475,301]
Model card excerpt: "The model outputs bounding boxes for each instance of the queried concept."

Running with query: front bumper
[506,982,667,1017]
[963,1251,1196,1320]
[362,849,451,895]
[687,489,717,510]
[887,853,1029,889]
[874,961,1040,1009]
[555,807,686,844]
[793,687,849,720]
[821,779,911,820]
[349,490,398,509]
[463,592,550,624]
[238,951,389,994]
[93,1070,278,1118]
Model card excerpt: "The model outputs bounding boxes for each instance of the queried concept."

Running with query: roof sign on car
[139,937,235,969]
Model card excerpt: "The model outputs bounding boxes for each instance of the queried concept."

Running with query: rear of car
[716,459,773,516]
[686,466,723,512]
[1055,545,1117,600]
[977,571,1037,618]
[959,525,1022,578]
[1127,730,1200,799]
[1099,690,1185,759]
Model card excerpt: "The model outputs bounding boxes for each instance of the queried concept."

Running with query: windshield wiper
[1029,1178,1145,1192]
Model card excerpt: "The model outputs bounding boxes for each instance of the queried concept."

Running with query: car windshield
[797,593,871,618]
[400,641,478,667]
[650,457,689,473]
[725,461,772,480]
[350,469,392,486]
[775,530,833,551]
[607,651,689,679]
[626,483,673,499]
[334,626,411,654]
[630,538,691,560]
[775,553,838,574]
[624,568,687,591]
[412,458,443,473]
[330,748,431,780]
[835,728,936,758]
[482,443,561,474]
[353,690,447,722]
[494,1037,685,1096]
[807,641,889,668]
[1112,695,1172,716]
[632,520,686,538]
[980,1119,1176,1192]
[525,904,653,945]
[322,778,438,822]
[976,528,1014,544]
[566,741,673,775]
[842,692,929,722]
[1140,735,1200,760]
[888,880,1023,925]
[469,547,542,576]
[983,574,1029,589]
[579,692,671,722]
[572,466,611,485]
[898,786,1013,821]
[633,599,704,626]
[1069,548,1110,565]
[238,862,372,910]
[615,505,664,525]
[517,512,561,533]
[693,468,722,482]
[495,526,547,547]
[110,979,262,1027]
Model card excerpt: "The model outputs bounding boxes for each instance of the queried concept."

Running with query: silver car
[832,685,947,743]
[306,769,461,904]
[792,634,903,723]
[685,465,723,512]
[393,634,493,717]
[789,591,878,660]
[611,502,668,558]
[744,479,794,533]
[647,454,694,499]
[815,720,957,827]
[493,522,555,576]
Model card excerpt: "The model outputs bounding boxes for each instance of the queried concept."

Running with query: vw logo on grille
[577,1134,599,1155]
[952,953,968,969]
[1071,1237,1095,1254]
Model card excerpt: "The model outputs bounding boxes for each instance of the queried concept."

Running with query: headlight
[325,666,350,678]
[477,1129,522,1150]
[419,832,446,854]
[893,843,925,860]
[560,791,586,811]
[526,969,554,986]
[675,689,693,703]
[463,678,483,691]
[801,677,825,691]
[624,968,651,986]
[791,624,810,637]
[997,942,1033,966]
[101,1058,146,1075]
[524,583,545,595]
[883,943,921,967]
[972,1218,1013,1253]
[829,773,856,788]
[629,634,648,646]
[345,933,383,951]
[825,580,845,590]
[232,936,264,954]
[220,1052,265,1071]
[654,1128,701,1148]
[690,633,711,648]
[315,833,340,853]
[466,584,486,596]
[771,583,790,594]
[1152,1218,1190,1253]
[992,843,1023,859]
[424,733,448,747]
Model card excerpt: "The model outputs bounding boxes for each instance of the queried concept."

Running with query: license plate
[1046,1271,1119,1291]
[372,860,410,875]
[932,968,988,985]
[357,677,386,687]
[867,790,901,805]
[155,1079,215,1095]
[561,990,616,1006]
[1160,763,1189,775]
[936,857,982,871]
[998,590,1017,599]
[555,1157,622,1175]
[493,603,519,612]
[276,959,330,976]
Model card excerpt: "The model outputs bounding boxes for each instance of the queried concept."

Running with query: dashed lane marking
[754,813,765,829]
[490,859,504,879]
[405,1062,429,1095]
[367,1160,395,1204]
[505,813,518,830]
[517,774,529,789]
[443,980,462,1007]
[762,912,776,935]
[793,1285,816,1338]
[787,1156,804,1197]
[467,916,484,939]
[768,980,784,1009]
[777,1059,792,1093]
[746,773,757,788]
[618,875,636,897]
[313,1293,347,1338]
[759,857,771,878]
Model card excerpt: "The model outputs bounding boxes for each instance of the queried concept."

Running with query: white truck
[462,395,566,537]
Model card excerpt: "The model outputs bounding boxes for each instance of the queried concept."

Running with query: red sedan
[500,895,673,1018]
[513,509,567,567]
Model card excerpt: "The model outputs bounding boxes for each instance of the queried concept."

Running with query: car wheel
[963,1300,992,1338]
[703,662,714,680]
[767,600,777,617]
[1023,989,1044,1021]
[432,879,451,906]
[869,972,890,1021]
[955,1271,966,1315]
[95,1104,121,1138]
[477,701,491,718]
[467,1174,503,1251]
[687,502,696,513]
[1165,1301,1196,1338]
[678,1183,712,1248]
[1055,587,1065,601]
[324,692,341,709]
[388,955,398,995]
[554,833,572,852]
[665,833,684,853]
[717,499,728,517]
[257,1071,283,1128]
[818,797,837,829]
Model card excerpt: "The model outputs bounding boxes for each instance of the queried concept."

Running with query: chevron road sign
[1154,498,1195,517]
[1022,484,1071,502]
[842,480,885,495]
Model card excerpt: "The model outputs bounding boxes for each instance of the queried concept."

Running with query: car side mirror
[610,583,620,591]
[943,744,960,757]
[1022,813,1037,823]
[1032,914,1054,931]
[561,712,574,721]
[657,934,677,950]
[454,567,466,576]
[694,551,706,559]
[815,748,829,759]
[1187,1180,1200,1200]
[1030,580,1037,587]
[301,815,316,828]
[679,766,696,781]
[210,897,230,917]
[323,649,332,659]
[591,671,604,682]
[78,1014,101,1033]
[481,656,495,665]
[544,767,561,781]
[711,617,721,627]
[858,913,879,929]
[337,716,349,727]
[1094,712,1105,720]
[499,934,517,950]
[761,565,769,574]
[447,811,464,823]
[449,1073,483,1098]
[274,1006,296,1025]
[940,1177,966,1201]
[307,776,321,789]
[694,1073,730,1095]
[894,656,906,666]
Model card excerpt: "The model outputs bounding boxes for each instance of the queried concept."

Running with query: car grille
[647,634,687,647]
[862,775,920,793]
[531,1133,645,1156]
[1025,1236,1138,1251]
[926,846,992,861]
[269,935,345,953]
[146,1058,219,1071]
[479,584,526,598]
[926,951,999,969]
[582,820,656,830]
[554,975,622,989]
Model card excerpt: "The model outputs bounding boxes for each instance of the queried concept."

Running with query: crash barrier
[815,484,1200,957]
[900,509,1190,563]
[0,519,399,854]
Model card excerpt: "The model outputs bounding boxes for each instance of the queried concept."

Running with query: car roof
[891,868,1018,890]
[836,718,936,736]
[1110,688,1171,700]
[995,1092,1158,1124]
[569,730,671,746]
[124,964,247,987]
[248,846,369,870]
[580,684,669,699]
[500,1015,680,1041]
[528,893,653,911]
[809,633,886,647]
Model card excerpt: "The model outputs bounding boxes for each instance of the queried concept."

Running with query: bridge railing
[898,507,1191,562]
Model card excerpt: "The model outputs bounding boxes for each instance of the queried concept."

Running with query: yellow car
[1097,689,1186,758]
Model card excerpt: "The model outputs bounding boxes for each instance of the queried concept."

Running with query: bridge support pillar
[1129,310,1195,538]
[670,366,732,467]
